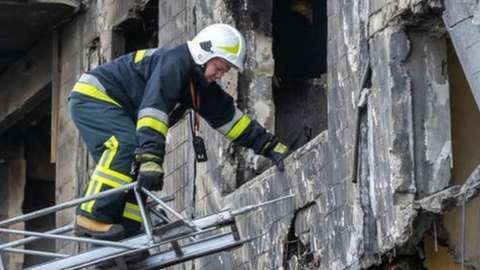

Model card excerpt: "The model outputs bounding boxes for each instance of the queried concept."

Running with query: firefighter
[69,24,289,241]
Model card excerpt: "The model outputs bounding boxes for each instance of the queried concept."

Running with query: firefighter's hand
[262,139,289,172]
[136,154,164,191]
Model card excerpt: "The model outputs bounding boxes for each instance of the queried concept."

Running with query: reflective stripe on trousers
[79,136,143,223]
[123,202,143,222]
[80,136,132,212]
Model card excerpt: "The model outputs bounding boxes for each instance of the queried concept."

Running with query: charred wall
[273,0,328,151]
[2,0,477,269]
[135,0,464,269]
[52,0,161,255]
[0,92,54,268]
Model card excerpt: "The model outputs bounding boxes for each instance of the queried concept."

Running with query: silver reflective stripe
[145,49,157,57]
[138,107,169,125]
[94,170,129,186]
[217,108,244,135]
[125,204,141,216]
[86,180,99,197]
[98,149,109,167]
[78,74,107,92]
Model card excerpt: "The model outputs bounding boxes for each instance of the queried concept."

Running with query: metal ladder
[0,182,293,269]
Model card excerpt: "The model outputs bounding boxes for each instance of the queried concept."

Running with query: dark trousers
[69,95,143,236]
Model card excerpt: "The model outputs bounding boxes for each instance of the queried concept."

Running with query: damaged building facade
[0,0,480,269]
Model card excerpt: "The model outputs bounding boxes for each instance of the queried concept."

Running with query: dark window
[272,0,328,151]
[114,1,159,55]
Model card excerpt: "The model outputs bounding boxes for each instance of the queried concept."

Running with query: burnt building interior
[0,85,55,268]
[19,96,55,268]
[0,0,479,269]
[114,0,159,56]
[272,0,328,150]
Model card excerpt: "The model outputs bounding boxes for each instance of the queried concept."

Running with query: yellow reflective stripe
[95,175,122,188]
[98,167,133,183]
[217,108,243,135]
[80,179,98,212]
[102,136,119,169]
[96,136,132,183]
[137,117,168,137]
[273,143,288,154]
[90,182,102,212]
[126,202,140,211]
[72,82,121,107]
[138,108,169,125]
[80,180,101,213]
[84,179,97,197]
[218,42,240,54]
[94,169,132,186]
[79,134,133,213]
[134,50,147,63]
[226,115,251,141]
[123,211,143,222]
[123,203,143,222]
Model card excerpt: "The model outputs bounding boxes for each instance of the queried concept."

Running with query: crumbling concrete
[2,0,480,269]
[416,166,480,214]
[186,0,455,269]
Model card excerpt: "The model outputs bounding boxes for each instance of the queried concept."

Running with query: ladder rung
[129,232,248,270]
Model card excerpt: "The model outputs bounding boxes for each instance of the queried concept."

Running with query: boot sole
[74,225,125,241]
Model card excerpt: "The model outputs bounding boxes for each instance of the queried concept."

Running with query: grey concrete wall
[55,4,94,255]
[42,0,478,269]
[177,0,453,269]
[54,0,148,255]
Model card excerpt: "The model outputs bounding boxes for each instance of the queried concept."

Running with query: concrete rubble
[1,0,480,269]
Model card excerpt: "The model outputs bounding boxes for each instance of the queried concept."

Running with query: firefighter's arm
[135,54,188,187]
[198,83,289,170]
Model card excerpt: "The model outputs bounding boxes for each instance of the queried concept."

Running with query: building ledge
[0,0,79,73]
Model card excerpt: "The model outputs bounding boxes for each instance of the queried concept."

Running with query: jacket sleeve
[135,54,188,160]
[198,82,275,154]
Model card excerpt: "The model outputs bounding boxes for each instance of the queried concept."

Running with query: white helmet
[187,24,247,72]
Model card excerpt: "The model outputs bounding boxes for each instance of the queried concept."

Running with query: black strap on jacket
[189,80,208,162]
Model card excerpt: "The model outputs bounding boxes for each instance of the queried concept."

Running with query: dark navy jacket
[70,44,274,160]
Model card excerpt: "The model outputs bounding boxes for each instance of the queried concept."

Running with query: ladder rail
[142,187,202,232]
[0,225,73,251]
[130,233,249,270]
[25,225,217,270]
[0,183,138,228]
[0,227,142,250]
[3,248,69,259]
[63,226,221,270]
[32,194,295,269]
[134,188,155,245]
[0,178,295,270]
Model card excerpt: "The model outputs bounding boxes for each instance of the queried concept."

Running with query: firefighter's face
[204,58,231,83]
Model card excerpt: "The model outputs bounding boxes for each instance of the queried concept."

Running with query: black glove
[136,153,164,191]
[262,138,289,172]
